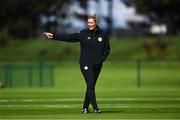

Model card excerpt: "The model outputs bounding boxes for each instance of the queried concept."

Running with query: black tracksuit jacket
[53,26,110,65]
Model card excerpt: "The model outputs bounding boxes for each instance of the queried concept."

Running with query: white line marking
[1,98,180,103]
[1,104,180,109]
[0,119,179,120]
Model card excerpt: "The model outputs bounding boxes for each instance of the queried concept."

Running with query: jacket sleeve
[101,34,111,62]
[53,32,80,42]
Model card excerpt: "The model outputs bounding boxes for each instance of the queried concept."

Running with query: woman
[44,14,110,113]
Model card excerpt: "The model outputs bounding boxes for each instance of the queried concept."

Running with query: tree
[0,0,66,38]
[133,0,180,35]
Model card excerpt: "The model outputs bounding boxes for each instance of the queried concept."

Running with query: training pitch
[0,62,180,119]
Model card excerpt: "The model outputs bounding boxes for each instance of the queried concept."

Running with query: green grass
[0,62,180,119]
[0,36,180,61]
[0,88,180,119]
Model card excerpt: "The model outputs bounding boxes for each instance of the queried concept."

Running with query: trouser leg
[93,64,102,84]
[80,64,102,109]
[81,65,97,109]
[85,64,102,108]
[83,89,89,109]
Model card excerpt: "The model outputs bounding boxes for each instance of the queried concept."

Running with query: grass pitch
[0,62,180,119]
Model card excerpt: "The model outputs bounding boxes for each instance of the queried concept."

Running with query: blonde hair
[88,14,98,23]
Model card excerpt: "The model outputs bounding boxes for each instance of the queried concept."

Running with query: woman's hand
[43,32,53,39]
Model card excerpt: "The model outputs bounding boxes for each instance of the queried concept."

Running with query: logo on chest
[98,37,103,42]
[87,36,91,40]
[87,36,103,42]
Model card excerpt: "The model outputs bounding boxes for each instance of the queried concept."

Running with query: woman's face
[87,18,96,30]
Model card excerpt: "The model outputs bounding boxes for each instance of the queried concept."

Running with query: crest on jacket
[98,37,103,42]
[87,36,91,40]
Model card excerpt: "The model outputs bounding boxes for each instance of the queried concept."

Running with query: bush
[0,29,9,46]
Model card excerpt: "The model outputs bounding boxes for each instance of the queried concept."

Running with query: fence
[0,61,54,87]
[136,60,180,87]
[0,60,180,88]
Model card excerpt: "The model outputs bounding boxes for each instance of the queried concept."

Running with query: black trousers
[80,63,102,109]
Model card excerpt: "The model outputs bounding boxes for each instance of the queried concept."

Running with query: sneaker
[94,108,101,113]
[81,108,89,114]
